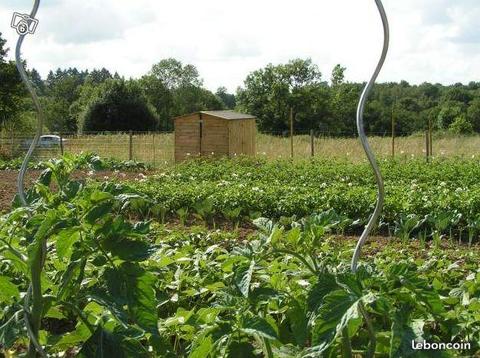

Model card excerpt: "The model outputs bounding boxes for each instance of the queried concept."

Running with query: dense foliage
[80,80,158,133]
[2,29,480,137]
[0,156,479,356]
[237,60,480,135]
[130,157,480,242]
[0,153,151,172]
[0,32,28,131]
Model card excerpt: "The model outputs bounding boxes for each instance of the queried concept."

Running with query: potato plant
[0,156,479,356]
[130,157,480,242]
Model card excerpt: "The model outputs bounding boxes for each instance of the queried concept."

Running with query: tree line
[1,32,480,136]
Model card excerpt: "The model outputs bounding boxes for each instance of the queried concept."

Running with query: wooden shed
[174,110,256,162]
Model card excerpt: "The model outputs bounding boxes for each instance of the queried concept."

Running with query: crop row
[0,153,151,172]
[0,155,479,355]
[129,157,480,241]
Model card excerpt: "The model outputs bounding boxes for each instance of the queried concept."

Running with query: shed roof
[201,111,256,120]
[174,110,256,121]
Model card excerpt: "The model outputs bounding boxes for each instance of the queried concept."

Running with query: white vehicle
[24,135,67,148]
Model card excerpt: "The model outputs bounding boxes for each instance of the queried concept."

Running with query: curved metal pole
[15,0,44,207]
[351,0,389,273]
[14,2,47,357]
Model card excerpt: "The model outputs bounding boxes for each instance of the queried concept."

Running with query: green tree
[85,68,113,86]
[216,87,236,109]
[70,70,115,129]
[237,58,329,133]
[140,59,223,130]
[173,85,223,116]
[449,115,474,134]
[444,86,472,104]
[43,68,88,132]
[149,58,202,89]
[80,79,158,132]
[331,64,346,87]
[0,33,7,60]
[139,74,174,130]
[437,101,465,130]
[28,68,45,95]
[0,33,26,129]
[467,98,480,132]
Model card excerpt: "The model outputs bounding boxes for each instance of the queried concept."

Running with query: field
[1,154,480,357]
[3,132,480,165]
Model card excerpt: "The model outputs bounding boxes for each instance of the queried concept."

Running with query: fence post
[290,107,294,159]
[152,132,156,168]
[426,130,430,163]
[391,114,395,158]
[129,131,133,161]
[59,133,64,156]
[310,130,315,157]
[429,119,433,157]
[10,130,14,157]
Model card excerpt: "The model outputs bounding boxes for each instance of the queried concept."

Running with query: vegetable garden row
[131,157,480,244]
[0,155,479,356]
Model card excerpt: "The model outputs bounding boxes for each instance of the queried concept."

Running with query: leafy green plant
[222,207,243,229]
[467,214,480,247]
[130,157,480,242]
[0,152,151,172]
[193,198,215,227]
[176,207,189,226]
[394,214,423,242]
[0,156,160,356]
[1,155,480,356]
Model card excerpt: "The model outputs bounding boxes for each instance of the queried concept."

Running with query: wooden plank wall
[201,115,229,156]
[174,114,200,161]
[228,119,256,157]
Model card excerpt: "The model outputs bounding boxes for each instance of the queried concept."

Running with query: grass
[63,132,174,165]
[2,131,480,166]
[257,133,480,161]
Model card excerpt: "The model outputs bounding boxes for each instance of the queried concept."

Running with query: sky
[1,0,480,92]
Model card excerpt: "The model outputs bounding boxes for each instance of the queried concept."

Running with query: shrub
[80,79,158,133]
[449,115,474,134]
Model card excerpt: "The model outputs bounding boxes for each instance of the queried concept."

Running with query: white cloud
[1,0,480,91]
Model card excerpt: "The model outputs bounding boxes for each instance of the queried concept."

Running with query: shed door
[175,115,201,161]
[228,119,255,156]
[201,116,229,156]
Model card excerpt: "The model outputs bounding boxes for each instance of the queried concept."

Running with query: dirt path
[0,171,36,213]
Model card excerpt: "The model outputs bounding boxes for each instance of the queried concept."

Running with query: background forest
[1,32,480,136]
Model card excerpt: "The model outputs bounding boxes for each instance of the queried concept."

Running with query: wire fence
[0,130,479,167]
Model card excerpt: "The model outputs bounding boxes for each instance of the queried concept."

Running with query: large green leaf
[87,291,130,327]
[307,272,339,312]
[0,276,20,304]
[336,272,363,297]
[53,322,93,351]
[77,327,125,358]
[56,227,81,260]
[90,190,114,203]
[390,306,425,358]
[101,236,155,262]
[0,312,23,348]
[286,298,308,346]
[235,259,255,298]
[312,289,367,352]
[84,202,113,224]
[415,289,445,315]
[122,263,159,333]
[28,210,58,266]
[241,316,278,340]
[226,341,256,358]
[189,336,213,358]
[57,259,83,300]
